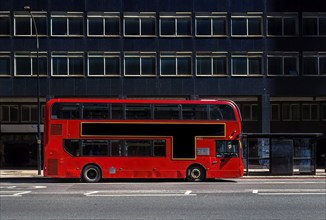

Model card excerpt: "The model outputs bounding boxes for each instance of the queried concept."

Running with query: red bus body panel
[43,98,244,180]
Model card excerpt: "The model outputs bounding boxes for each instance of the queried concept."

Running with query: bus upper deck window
[210,105,236,120]
[51,103,80,119]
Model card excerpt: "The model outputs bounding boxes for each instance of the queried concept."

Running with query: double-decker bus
[44,98,244,182]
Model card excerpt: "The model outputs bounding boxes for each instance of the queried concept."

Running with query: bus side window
[154,104,180,120]
[64,140,80,156]
[82,104,109,119]
[51,103,80,119]
[111,140,122,156]
[216,140,239,158]
[210,105,236,120]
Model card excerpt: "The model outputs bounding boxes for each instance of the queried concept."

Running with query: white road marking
[258,192,326,195]
[252,189,326,196]
[84,191,99,196]
[0,191,31,197]
[84,190,196,197]
[0,186,16,189]
[34,186,47,189]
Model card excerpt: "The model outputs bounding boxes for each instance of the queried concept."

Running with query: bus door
[215,140,241,177]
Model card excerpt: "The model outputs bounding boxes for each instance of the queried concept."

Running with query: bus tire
[186,165,205,182]
[82,164,102,183]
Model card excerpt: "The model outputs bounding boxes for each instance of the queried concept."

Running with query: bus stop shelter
[241,133,323,176]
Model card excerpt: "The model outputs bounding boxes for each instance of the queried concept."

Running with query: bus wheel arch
[82,164,102,183]
[186,164,206,182]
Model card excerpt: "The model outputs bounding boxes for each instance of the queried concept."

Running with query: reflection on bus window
[64,139,166,157]
[51,103,80,119]
[210,105,235,120]
[83,104,110,119]
[216,140,239,158]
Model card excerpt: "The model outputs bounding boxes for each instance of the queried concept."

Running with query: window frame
[231,52,263,76]
[282,103,300,121]
[124,52,157,77]
[14,11,47,37]
[303,52,326,76]
[302,103,319,121]
[123,12,156,37]
[87,12,120,37]
[266,13,298,37]
[267,52,299,76]
[195,12,227,37]
[302,13,326,37]
[0,11,11,36]
[241,103,259,121]
[0,105,19,123]
[160,52,192,77]
[321,103,326,121]
[51,52,84,77]
[87,52,120,77]
[51,12,84,37]
[231,13,263,37]
[195,52,228,76]
[271,104,280,121]
[14,51,48,77]
[0,52,11,77]
[20,105,38,123]
[159,12,192,37]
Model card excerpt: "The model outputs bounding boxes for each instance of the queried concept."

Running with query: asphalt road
[1,178,325,220]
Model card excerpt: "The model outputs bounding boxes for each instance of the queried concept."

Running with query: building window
[160,12,192,37]
[267,53,299,76]
[271,104,280,121]
[322,103,326,121]
[303,13,326,36]
[195,12,227,37]
[21,105,37,122]
[303,52,326,75]
[267,13,298,36]
[231,53,263,76]
[51,12,84,36]
[282,103,300,121]
[14,12,47,36]
[124,52,156,76]
[302,104,319,121]
[231,14,263,37]
[87,12,120,37]
[0,52,11,76]
[196,52,227,76]
[160,52,192,76]
[241,104,258,121]
[0,12,10,36]
[51,52,84,76]
[88,52,120,76]
[14,52,47,77]
[124,12,156,37]
[0,105,19,123]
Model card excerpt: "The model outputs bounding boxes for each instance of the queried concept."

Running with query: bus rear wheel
[82,165,102,183]
[186,165,205,182]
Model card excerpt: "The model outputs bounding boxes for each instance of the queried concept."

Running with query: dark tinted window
[154,104,180,119]
[64,139,166,157]
[126,104,151,119]
[83,104,110,119]
[51,103,80,119]
[210,104,236,120]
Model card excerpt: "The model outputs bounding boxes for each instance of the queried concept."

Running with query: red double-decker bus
[43,98,244,182]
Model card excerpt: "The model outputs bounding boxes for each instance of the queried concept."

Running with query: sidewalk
[1,169,325,179]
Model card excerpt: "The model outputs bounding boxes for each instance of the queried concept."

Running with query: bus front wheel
[186,165,205,182]
[82,164,102,183]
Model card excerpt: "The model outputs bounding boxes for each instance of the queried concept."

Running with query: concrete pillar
[260,94,270,133]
